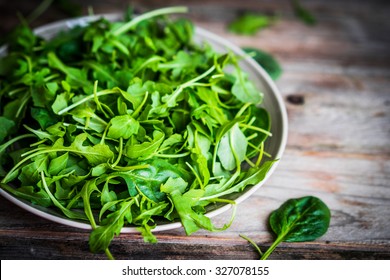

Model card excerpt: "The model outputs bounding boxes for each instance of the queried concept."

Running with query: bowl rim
[0,13,288,233]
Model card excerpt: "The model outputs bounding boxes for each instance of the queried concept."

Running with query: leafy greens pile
[0,6,274,258]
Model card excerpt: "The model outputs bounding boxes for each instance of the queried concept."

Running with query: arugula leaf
[231,69,263,104]
[1,183,51,207]
[217,123,247,171]
[107,115,140,139]
[70,134,115,165]
[228,13,275,35]
[89,199,134,253]
[125,130,164,160]
[48,152,69,176]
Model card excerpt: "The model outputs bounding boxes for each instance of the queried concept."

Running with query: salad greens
[241,196,331,260]
[0,6,275,259]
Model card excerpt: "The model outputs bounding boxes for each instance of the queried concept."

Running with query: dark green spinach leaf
[241,196,331,260]
[243,47,282,81]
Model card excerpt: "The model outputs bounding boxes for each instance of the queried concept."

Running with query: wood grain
[1,0,390,259]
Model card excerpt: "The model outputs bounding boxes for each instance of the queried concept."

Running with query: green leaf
[270,196,331,242]
[31,107,58,130]
[18,154,49,186]
[205,161,275,199]
[292,0,317,26]
[48,52,90,89]
[261,196,331,259]
[89,199,134,253]
[40,172,87,220]
[243,47,282,80]
[0,117,15,143]
[231,70,263,104]
[228,13,274,35]
[162,179,211,235]
[23,125,57,142]
[70,133,115,165]
[70,106,107,133]
[107,115,140,139]
[1,183,51,207]
[121,159,183,202]
[124,130,164,159]
[52,92,71,114]
[48,152,69,176]
[217,123,247,171]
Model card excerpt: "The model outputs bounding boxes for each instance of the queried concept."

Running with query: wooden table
[1,0,389,260]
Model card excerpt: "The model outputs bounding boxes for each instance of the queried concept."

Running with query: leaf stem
[111,6,188,36]
[105,248,115,260]
[0,134,36,154]
[255,141,264,166]
[57,89,118,115]
[239,234,263,257]
[260,234,285,260]
[110,137,123,168]
[154,151,190,158]
[207,198,236,231]
[240,123,272,137]
[185,162,204,189]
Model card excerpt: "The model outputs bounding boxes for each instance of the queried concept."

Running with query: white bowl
[0,14,288,233]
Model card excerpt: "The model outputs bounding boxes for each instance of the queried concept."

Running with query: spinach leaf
[243,47,282,81]
[241,196,331,260]
[269,196,331,242]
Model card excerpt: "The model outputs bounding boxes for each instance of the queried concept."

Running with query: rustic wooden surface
[1,0,390,260]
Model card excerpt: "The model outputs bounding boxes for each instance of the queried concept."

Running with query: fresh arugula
[228,13,275,35]
[0,6,275,259]
[241,196,331,259]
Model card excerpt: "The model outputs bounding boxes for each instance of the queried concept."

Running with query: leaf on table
[243,47,282,81]
[228,13,275,35]
[270,196,331,242]
[291,0,317,25]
